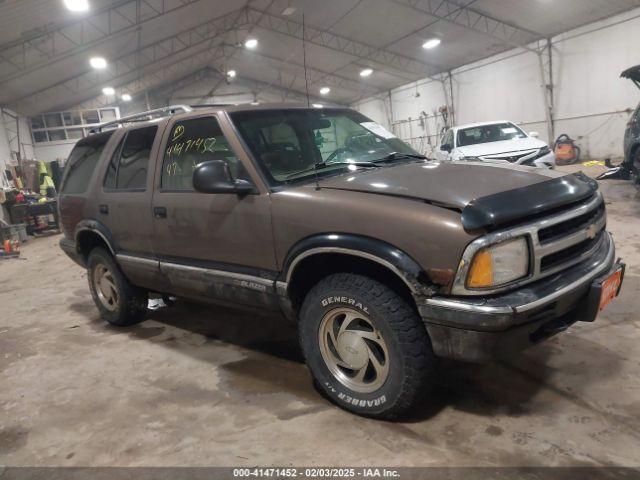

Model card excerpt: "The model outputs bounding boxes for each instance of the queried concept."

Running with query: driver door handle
[154,206,167,219]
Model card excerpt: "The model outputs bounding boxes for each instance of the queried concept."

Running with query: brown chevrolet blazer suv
[59,104,624,418]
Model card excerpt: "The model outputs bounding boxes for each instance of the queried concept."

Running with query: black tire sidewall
[299,279,413,417]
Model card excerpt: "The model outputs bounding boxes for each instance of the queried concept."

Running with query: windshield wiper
[373,152,428,163]
[283,161,379,180]
[315,160,380,169]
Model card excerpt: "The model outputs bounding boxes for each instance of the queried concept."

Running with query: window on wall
[30,107,120,144]
[104,126,157,191]
[161,116,245,191]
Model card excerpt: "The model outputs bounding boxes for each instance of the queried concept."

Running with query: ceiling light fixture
[422,38,441,49]
[360,68,373,77]
[227,69,237,78]
[102,86,115,96]
[121,94,132,102]
[63,0,89,12]
[244,38,258,49]
[319,86,331,95]
[89,56,107,69]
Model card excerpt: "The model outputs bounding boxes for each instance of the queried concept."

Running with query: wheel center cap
[337,332,368,369]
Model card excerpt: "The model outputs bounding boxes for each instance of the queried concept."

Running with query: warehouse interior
[1,0,640,475]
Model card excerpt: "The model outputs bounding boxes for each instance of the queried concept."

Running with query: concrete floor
[1,165,639,467]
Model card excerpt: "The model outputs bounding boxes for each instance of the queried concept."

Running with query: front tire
[87,247,147,326]
[298,273,435,419]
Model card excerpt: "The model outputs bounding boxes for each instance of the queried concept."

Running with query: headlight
[536,145,551,157]
[466,237,529,288]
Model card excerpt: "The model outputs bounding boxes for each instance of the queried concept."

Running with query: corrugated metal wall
[353,7,640,160]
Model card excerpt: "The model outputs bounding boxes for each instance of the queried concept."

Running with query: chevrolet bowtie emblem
[586,223,599,240]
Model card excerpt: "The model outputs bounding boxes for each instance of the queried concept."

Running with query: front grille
[538,202,605,244]
[453,191,607,295]
[540,231,604,272]
[482,150,536,163]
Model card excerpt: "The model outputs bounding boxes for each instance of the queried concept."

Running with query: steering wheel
[325,146,354,163]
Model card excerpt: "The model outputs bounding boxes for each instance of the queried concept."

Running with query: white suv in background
[435,121,556,168]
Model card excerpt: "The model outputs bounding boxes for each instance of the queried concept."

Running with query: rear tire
[298,273,435,419]
[87,247,147,326]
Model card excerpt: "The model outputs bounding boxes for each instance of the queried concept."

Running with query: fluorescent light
[282,6,296,15]
[64,0,89,12]
[312,103,323,108]
[319,86,331,95]
[244,38,258,49]
[102,87,115,96]
[227,69,236,78]
[422,38,441,49]
[360,68,373,77]
[121,94,132,102]
[89,57,107,69]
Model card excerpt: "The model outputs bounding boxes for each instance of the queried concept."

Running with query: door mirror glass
[193,160,254,194]
[529,131,539,138]
[440,143,452,153]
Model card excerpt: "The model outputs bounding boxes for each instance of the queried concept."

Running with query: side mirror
[440,143,452,153]
[529,131,539,138]
[193,160,254,195]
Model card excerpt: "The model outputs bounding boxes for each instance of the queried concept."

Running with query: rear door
[150,113,278,308]
[96,124,163,289]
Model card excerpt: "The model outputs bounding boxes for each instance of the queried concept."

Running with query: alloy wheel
[318,307,390,393]
[93,263,119,312]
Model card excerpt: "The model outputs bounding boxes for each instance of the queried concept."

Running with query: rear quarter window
[61,131,114,194]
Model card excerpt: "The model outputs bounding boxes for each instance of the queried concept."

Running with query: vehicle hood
[456,137,546,157]
[317,161,558,209]
[621,65,640,88]
[316,161,598,230]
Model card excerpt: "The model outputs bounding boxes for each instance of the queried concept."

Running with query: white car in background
[435,121,556,168]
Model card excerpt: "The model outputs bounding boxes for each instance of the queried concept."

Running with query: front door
[151,113,278,309]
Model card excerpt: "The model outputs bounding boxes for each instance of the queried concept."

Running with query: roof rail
[189,103,235,109]
[89,104,193,133]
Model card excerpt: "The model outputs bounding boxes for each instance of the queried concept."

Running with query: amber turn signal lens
[467,249,493,288]
[464,237,529,289]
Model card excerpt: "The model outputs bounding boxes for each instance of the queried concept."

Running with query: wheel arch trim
[74,219,117,256]
[281,234,430,295]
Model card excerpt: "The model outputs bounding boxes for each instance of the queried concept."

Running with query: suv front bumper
[418,232,623,362]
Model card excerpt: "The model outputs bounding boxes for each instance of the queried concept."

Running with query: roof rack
[89,104,193,133]
[189,103,235,109]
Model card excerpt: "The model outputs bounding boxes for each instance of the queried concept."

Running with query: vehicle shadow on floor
[71,296,623,423]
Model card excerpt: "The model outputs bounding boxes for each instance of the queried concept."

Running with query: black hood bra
[461,172,599,231]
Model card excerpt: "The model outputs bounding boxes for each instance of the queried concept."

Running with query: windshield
[457,122,527,147]
[229,108,420,186]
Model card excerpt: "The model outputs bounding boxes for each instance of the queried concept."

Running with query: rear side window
[104,125,157,190]
[61,131,114,194]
